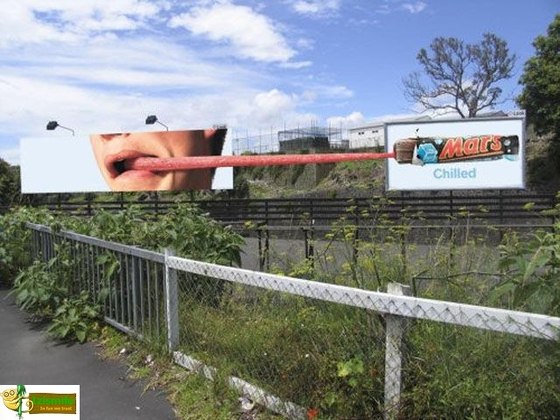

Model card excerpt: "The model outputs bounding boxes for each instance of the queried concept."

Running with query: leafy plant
[493,225,560,315]
[47,291,101,343]
[11,259,66,316]
[337,357,365,388]
[0,207,55,283]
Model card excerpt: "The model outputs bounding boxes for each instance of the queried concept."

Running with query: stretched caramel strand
[126,152,396,172]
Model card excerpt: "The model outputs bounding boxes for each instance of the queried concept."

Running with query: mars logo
[438,135,518,162]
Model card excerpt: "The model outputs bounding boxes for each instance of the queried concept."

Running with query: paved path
[0,288,176,420]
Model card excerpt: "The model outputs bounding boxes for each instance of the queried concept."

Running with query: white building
[348,123,384,149]
[349,116,432,150]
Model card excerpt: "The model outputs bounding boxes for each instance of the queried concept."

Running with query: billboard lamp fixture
[145,115,168,131]
[46,121,75,136]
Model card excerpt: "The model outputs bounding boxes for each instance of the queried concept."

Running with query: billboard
[385,117,525,191]
[20,129,233,193]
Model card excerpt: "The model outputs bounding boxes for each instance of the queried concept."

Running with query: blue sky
[0,0,557,164]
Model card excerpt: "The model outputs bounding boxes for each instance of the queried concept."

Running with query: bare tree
[403,33,516,118]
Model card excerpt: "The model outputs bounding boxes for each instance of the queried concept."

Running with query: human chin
[108,171,166,192]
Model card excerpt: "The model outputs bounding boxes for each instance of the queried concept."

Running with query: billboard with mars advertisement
[20,128,233,193]
[385,117,525,191]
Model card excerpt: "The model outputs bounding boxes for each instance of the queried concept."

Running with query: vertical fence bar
[76,243,83,289]
[147,260,152,338]
[384,282,411,420]
[119,253,126,325]
[82,243,88,291]
[94,246,100,304]
[164,249,179,351]
[106,251,113,319]
[139,258,145,336]
[86,243,92,294]
[131,256,138,333]
[42,231,46,262]
[31,230,37,260]
[155,263,161,341]
[126,254,133,327]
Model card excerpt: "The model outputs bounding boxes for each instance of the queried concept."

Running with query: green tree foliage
[0,158,21,208]
[518,14,560,137]
[404,33,516,117]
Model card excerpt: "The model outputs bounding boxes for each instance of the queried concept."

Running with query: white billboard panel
[21,129,233,193]
[385,118,525,191]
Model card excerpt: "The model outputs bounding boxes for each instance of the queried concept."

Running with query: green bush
[0,207,55,284]
[494,224,560,316]
[48,291,101,343]
[11,259,65,316]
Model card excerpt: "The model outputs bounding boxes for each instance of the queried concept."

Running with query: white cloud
[279,61,312,69]
[252,89,296,121]
[327,111,365,128]
[374,0,427,15]
[401,1,427,14]
[314,85,354,99]
[1,35,264,93]
[169,2,295,63]
[289,0,341,17]
[0,1,166,47]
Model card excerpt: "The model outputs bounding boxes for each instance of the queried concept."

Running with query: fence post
[309,218,315,266]
[164,249,179,352]
[256,222,269,272]
[384,282,411,420]
[86,194,92,216]
[264,226,270,271]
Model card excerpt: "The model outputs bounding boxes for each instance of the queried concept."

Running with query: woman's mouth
[105,151,159,179]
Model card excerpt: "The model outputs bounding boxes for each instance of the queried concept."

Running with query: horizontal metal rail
[23,191,558,225]
[167,255,560,341]
[27,223,165,263]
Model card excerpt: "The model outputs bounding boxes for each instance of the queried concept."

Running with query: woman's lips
[104,150,160,179]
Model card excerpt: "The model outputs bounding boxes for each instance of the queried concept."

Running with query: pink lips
[104,150,159,179]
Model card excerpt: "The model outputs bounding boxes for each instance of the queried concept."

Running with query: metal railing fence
[20,191,560,226]
[29,224,167,343]
[28,223,560,419]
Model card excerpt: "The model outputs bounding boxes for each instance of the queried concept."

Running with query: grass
[95,326,281,419]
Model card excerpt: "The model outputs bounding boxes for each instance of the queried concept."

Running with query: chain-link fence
[28,223,560,419]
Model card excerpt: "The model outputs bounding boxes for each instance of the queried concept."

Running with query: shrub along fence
[28,223,560,419]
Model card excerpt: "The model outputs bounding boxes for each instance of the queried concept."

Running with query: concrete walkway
[0,287,176,419]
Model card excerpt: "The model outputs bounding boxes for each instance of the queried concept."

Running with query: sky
[0,0,557,165]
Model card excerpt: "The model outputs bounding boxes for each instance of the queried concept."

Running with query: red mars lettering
[463,138,479,155]
[439,137,464,160]
[439,135,503,161]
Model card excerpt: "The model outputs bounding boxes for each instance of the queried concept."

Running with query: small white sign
[1,385,80,419]
[385,117,525,191]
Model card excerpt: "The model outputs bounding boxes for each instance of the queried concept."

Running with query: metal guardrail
[21,191,559,226]
[28,223,560,418]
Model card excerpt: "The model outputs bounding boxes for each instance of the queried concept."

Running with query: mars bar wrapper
[393,135,519,165]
